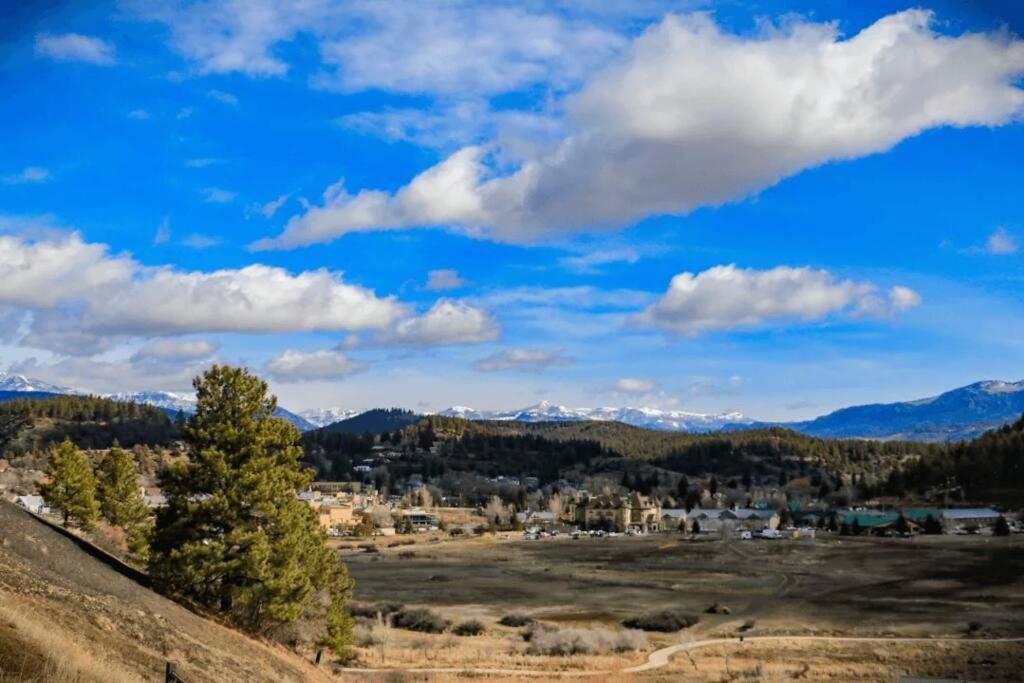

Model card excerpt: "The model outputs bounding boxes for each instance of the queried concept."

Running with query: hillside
[323,408,422,434]
[789,380,1024,441]
[0,395,179,457]
[0,501,332,682]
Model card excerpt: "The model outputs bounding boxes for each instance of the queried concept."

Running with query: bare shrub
[392,608,451,634]
[622,610,698,632]
[347,601,404,619]
[526,626,647,655]
[453,620,485,636]
[499,613,534,628]
[397,551,416,560]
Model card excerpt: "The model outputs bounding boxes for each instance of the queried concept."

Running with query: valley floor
[337,531,1024,681]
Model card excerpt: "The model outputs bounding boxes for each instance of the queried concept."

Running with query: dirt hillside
[0,501,333,683]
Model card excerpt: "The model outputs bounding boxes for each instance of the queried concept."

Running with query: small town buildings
[660,508,689,530]
[516,510,557,526]
[688,508,780,533]
[401,508,438,528]
[940,508,1002,532]
[573,492,661,532]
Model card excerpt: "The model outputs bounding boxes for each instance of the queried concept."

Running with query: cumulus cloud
[986,227,1019,255]
[256,10,1024,248]
[265,349,367,382]
[474,348,573,373]
[131,338,219,362]
[0,231,404,354]
[633,265,920,335]
[425,269,468,291]
[35,33,116,65]
[613,377,656,394]
[377,299,499,347]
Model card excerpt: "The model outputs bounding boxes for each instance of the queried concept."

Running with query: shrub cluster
[392,608,451,634]
[525,626,646,656]
[499,613,534,627]
[453,620,485,636]
[622,610,698,632]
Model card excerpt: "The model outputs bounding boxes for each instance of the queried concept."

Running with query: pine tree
[40,439,100,529]
[994,515,1010,537]
[97,445,152,561]
[149,366,354,657]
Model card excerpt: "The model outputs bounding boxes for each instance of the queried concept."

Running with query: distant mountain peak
[437,403,750,433]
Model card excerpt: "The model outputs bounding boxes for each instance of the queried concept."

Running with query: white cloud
[2,167,50,185]
[377,299,499,347]
[186,157,220,168]
[180,233,221,249]
[131,1,622,92]
[249,193,290,218]
[257,10,1024,248]
[265,349,367,382]
[202,187,237,203]
[474,348,573,373]
[131,338,219,362]
[633,264,920,335]
[425,269,468,291]
[314,3,623,96]
[986,227,1019,255]
[35,33,116,65]
[128,109,150,120]
[153,218,171,245]
[613,377,656,394]
[0,231,405,354]
[207,89,239,106]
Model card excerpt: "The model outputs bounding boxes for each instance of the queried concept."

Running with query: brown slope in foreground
[0,502,333,683]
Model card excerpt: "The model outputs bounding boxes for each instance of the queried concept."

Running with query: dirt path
[339,634,1024,678]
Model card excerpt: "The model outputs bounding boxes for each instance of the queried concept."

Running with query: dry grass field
[337,531,1024,681]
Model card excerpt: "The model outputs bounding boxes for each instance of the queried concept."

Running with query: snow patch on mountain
[438,401,751,432]
[0,372,77,395]
[298,408,359,428]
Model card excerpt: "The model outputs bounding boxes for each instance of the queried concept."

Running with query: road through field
[339,634,1024,677]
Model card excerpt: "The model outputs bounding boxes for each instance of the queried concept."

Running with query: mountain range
[0,373,316,432]
[1,371,1022,442]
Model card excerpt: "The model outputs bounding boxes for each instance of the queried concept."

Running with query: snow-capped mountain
[0,372,76,395]
[789,379,1024,441]
[0,373,315,430]
[298,407,359,428]
[438,401,752,433]
[107,390,197,413]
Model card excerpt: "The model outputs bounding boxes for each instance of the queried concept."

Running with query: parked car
[740,531,753,540]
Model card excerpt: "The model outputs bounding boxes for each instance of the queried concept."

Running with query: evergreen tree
[97,445,152,561]
[40,439,100,529]
[691,519,701,535]
[922,514,943,535]
[677,474,689,499]
[150,366,354,658]
[994,515,1010,537]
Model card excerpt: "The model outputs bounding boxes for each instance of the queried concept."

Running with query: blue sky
[1,0,1023,420]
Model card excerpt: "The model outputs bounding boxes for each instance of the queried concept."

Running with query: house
[688,508,780,533]
[941,508,1002,532]
[574,492,661,532]
[401,508,438,528]
[516,510,557,526]
[661,508,689,530]
[317,503,356,529]
[15,495,48,515]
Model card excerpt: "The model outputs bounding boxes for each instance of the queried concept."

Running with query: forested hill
[410,414,942,471]
[0,395,179,455]
[323,408,422,434]
[887,413,1024,505]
